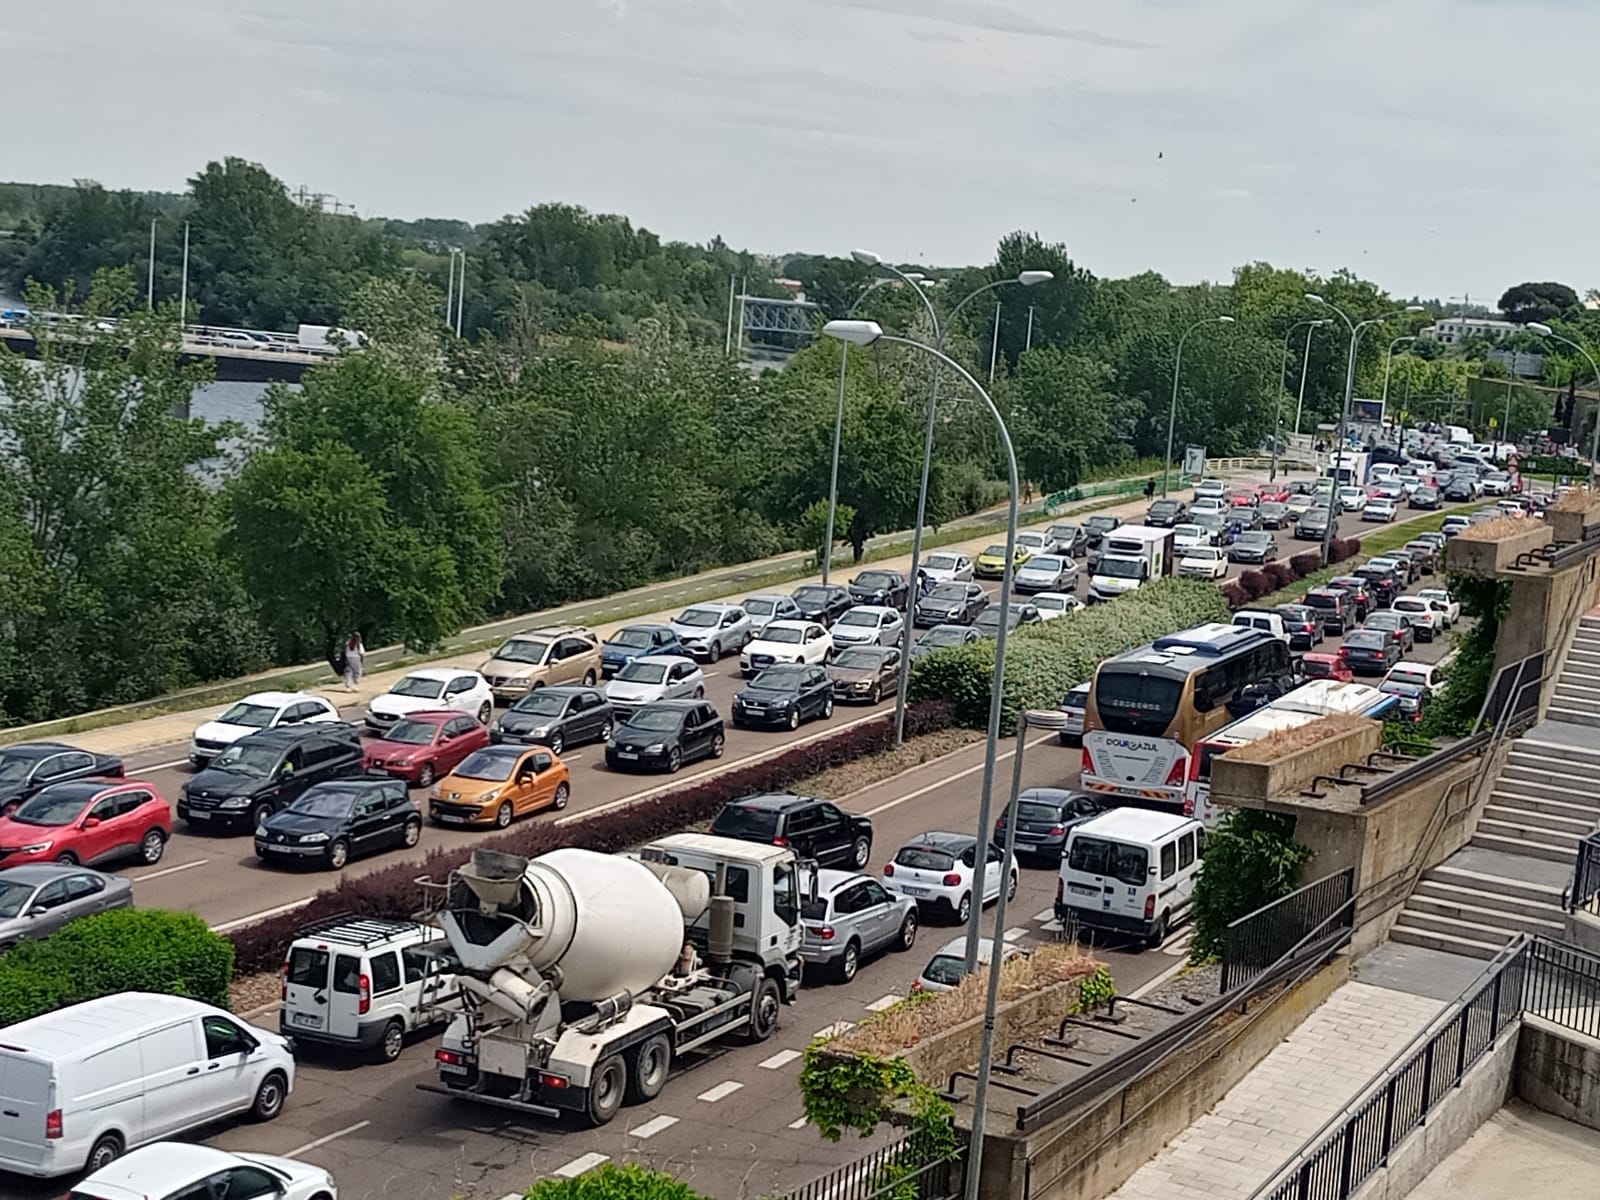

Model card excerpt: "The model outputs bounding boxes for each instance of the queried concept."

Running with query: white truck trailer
[1088,524,1175,603]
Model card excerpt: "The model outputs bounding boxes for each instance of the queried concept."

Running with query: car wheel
[895,910,919,952]
[710,732,726,759]
[86,1133,124,1172]
[710,640,722,661]
[250,1071,289,1121]
[822,696,834,719]
[1145,911,1170,950]
[477,702,492,724]
[851,835,871,869]
[583,670,597,686]
[377,1019,405,1064]
[552,782,570,811]
[868,684,882,705]
[54,851,78,865]
[416,762,436,788]
[326,839,350,870]
[626,1033,672,1103]
[747,977,781,1043]
[140,828,166,865]
[402,818,421,848]
[836,940,861,983]
[583,1054,627,1127]
[955,893,972,925]
[1007,871,1018,901]
[787,707,801,731]
[495,800,513,828]
[666,747,682,773]
[694,686,705,699]
[547,732,564,755]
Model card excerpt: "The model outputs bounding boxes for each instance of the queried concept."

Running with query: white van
[281,915,459,1063]
[0,993,293,1178]
[1232,610,1289,644]
[1055,810,1204,948]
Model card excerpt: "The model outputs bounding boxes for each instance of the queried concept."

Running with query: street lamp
[850,250,1051,748]
[1275,319,1329,481]
[1526,322,1600,488]
[1162,316,1234,498]
[1380,336,1416,419]
[967,705,1073,1200]
[1305,295,1425,563]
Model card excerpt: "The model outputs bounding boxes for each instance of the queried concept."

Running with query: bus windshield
[1092,669,1183,735]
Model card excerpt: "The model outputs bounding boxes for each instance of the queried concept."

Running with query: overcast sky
[7,0,1595,303]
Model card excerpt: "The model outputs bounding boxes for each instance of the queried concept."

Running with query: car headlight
[429,784,443,799]
[300,832,330,844]
[511,676,531,685]
[646,743,666,753]
[530,725,549,736]
[220,797,251,808]
[19,841,52,853]
[854,680,873,690]
[482,789,501,803]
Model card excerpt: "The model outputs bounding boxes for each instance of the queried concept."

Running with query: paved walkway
[1107,982,1443,1200]
[1406,1103,1600,1199]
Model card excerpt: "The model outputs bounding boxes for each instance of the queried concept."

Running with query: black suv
[605,699,725,773]
[847,570,910,611]
[790,583,853,626]
[255,778,421,871]
[1144,498,1187,527]
[1327,576,1374,621]
[1353,565,1401,607]
[732,665,834,730]
[710,793,874,870]
[1302,587,1351,635]
[1083,514,1123,548]
[179,725,363,833]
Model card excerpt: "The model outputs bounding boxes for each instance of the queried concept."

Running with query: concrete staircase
[1548,614,1600,729]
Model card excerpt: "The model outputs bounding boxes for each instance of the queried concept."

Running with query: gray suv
[799,869,919,983]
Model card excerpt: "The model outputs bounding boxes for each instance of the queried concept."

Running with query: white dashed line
[211,899,315,933]
[146,757,191,771]
[789,1116,810,1129]
[759,1049,802,1069]
[698,1081,744,1103]
[859,735,1051,817]
[552,1153,610,1178]
[630,1115,680,1139]
[1039,919,1064,934]
[132,859,209,883]
[1032,908,1056,923]
[286,1120,370,1157]
[865,995,901,1012]
[813,1021,855,1040]
[1003,927,1028,942]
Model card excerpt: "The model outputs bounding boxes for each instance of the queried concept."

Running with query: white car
[604,655,706,707]
[912,935,1024,995]
[1337,486,1368,512]
[190,691,341,766]
[1033,592,1083,621]
[740,619,834,675]
[832,605,904,647]
[1363,498,1398,523]
[1172,523,1212,551]
[1189,497,1227,518]
[1418,588,1460,626]
[1177,546,1229,580]
[72,1144,337,1200]
[1391,596,1443,641]
[1395,472,1423,495]
[1193,477,1228,502]
[742,593,803,633]
[884,831,1018,924]
[1015,531,1052,560]
[364,668,494,733]
[921,551,974,583]
[668,603,753,661]
[1386,661,1445,696]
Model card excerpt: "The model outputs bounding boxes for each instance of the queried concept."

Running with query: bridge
[0,318,338,382]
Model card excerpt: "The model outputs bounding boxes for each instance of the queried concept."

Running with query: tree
[987,231,1097,368]
[521,1163,712,1200]
[1499,281,1579,325]
[1010,349,1119,489]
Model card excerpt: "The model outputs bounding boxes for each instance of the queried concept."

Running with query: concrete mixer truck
[418,833,808,1126]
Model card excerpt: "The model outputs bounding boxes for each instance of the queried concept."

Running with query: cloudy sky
[6,0,1595,302]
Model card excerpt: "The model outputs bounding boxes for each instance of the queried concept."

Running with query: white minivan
[1055,810,1205,948]
[0,993,294,1178]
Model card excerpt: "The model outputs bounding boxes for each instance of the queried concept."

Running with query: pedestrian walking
[343,631,366,692]
[1144,478,1156,501]
[1024,480,1035,504]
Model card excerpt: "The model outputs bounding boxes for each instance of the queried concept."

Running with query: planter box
[1551,504,1600,545]
[1447,524,1552,576]
[1212,721,1381,803]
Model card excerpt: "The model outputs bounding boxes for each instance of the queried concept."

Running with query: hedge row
[228,700,955,975]
[1220,537,1360,610]
[907,578,1231,735]
[0,909,234,1026]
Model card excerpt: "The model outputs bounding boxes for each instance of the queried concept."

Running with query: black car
[1302,588,1351,635]
[491,685,614,753]
[914,582,988,628]
[1145,498,1187,527]
[254,778,421,871]
[0,743,125,816]
[1193,512,1240,546]
[1046,523,1089,557]
[1275,604,1324,650]
[605,699,725,773]
[1229,531,1279,564]
[1353,566,1401,607]
[709,792,873,869]
[732,665,834,730]
[1341,629,1400,675]
[1083,514,1123,548]
[1442,476,1476,502]
[1258,501,1292,529]
[847,569,910,611]
[1362,610,1416,654]
[973,604,1041,638]
[1327,576,1374,621]
[1410,486,1441,510]
[1294,507,1334,540]
[178,725,364,833]
[993,788,1101,863]
[913,624,981,660]
[790,583,853,625]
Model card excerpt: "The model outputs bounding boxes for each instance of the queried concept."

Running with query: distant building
[1424,316,1518,345]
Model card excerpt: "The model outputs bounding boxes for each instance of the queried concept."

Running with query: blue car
[600,624,688,678]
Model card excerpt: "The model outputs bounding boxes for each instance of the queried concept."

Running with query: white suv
[883,831,1018,925]
[364,668,494,733]
[190,691,341,766]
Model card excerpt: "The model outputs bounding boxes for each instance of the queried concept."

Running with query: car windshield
[1098,558,1145,578]
[0,756,38,784]
[925,554,962,570]
[1016,800,1066,824]
[1187,549,1221,561]
[1067,836,1148,886]
[801,897,829,921]
[983,544,1008,557]
[1394,599,1425,612]
[1037,596,1069,611]
[1240,533,1272,544]
[792,587,831,603]
[760,627,805,644]
[835,649,886,670]
[621,709,686,734]
[287,790,358,819]
[382,719,439,745]
[711,806,779,839]
[921,954,969,987]
[511,692,570,717]
[1027,556,1065,571]
[750,669,803,692]
[896,846,958,871]
[610,628,657,648]
[744,599,778,617]
[492,638,549,664]
[1062,689,1088,709]
[1174,525,1205,539]
[453,750,520,781]
[838,610,879,627]
[10,792,87,826]
[1048,527,1078,541]
[855,572,895,588]
[920,629,969,647]
[1087,517,1117,533]
[1305,593,1338,609]
[927,584,967,602]
[0,879,36,918]
[618,662,668,684]
[676,609,720,628]
[210,742,283,774]
[1346,632,1385,648]
[1304,658,1340,677]
[217,702,277,728]
[391,676,446,699]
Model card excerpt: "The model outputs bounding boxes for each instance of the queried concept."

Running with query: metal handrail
[1220,868,1356,992]
[1359,729,1492,806]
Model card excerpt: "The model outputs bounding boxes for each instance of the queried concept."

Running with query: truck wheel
[250,1071,288,1121]
[376,1019,405,1063]
[626,1034,672,1103]
[584,1055,627,1127]
[747,978,781,1043]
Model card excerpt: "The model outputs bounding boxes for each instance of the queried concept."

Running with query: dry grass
[1225,713,1376,764]
[1453,515,1543,542]
[801,726,985,799]
[829,942,1100,1058]
[1550,487,1599,514]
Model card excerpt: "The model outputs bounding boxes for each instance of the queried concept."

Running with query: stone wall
[1514,1015,1600,1132]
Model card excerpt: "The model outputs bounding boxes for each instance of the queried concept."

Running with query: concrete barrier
[1515,1015,1600,1133]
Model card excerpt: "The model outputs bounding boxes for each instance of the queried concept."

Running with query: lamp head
[822,319,884,347]
[850,249,881,266]
[1019,708,1073,732]
[1305,293,1326,305]
[1018,270,1054,287]
[1217,315,1235,324]
[1527,322,1554,336]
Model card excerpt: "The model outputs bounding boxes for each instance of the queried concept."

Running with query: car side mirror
[81,816,101,829]
[28,905,47,917]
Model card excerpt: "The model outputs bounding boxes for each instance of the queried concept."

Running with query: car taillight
[540,1072,569,1089]
[358,973,371,1015]
[45,1109,62,1140]
[819,926,836,941]
[883,863,895,876]
[1338,646,1349,657]
[772,836,787,847]
[943,873,962,887]
[1164,758,1187,787]
[1144,894,1156,920]
[436,1049,463,1066]
[910,980,924,994]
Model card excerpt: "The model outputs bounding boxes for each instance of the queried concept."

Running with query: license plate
[188,811,210,820]
[617,751,639,760]
[901,885,930,896]
[439,1061,469,1075]
[438,814,465,824]
[1069,884,1098,895]
[290,1012,323,1029]
[262,843,291,852]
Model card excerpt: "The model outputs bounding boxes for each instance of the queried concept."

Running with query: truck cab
[1088,524,1174,603]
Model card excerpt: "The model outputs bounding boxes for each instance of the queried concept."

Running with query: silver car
[0,864,132,950]
[800,869,919,983]
[603,655,706,708]
[668,603,753,661]
[742,593,803,633]
[912,935,1024,994]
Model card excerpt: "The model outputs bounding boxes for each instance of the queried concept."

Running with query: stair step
[1565,645,1600,662]
[1428,863,1567,905]
[1413,878,1565,922]
[1469,831,1576,864]
[1488,789,1600,823]
[1476,816,1579,850]
[1553,683,1600,705]
[1482,804,1597,838]
[1516,736,1600,763]
[1544,706,1600,730]
[1406,894,1568,936]
[1501,764,1600,797]
[1398,908,1538,945]
[1390,923,1504,961]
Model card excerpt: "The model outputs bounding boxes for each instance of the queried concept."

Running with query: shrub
[1238,569,1272,600]
[1189,810,1313,964]
[909,578,1230,734]
[1262,561,1296,590]
[1289,551,1320,578]
[1329,536,1361,564]
[1220,579,1248,610]
[0,909,234,1026]
[524,1164,713,1200]
[228,701,955,974]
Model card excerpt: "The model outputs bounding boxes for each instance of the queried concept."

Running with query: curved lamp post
[1526,322,1600,488]
[1379,335,1417,421]
[1275,319,1329,480]
[1162,316,1234,498]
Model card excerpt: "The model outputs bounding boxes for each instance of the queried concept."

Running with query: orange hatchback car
[427,744,571,829]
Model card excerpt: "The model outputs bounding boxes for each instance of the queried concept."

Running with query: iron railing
[1357,730,1491,807]
[1472,650,1545,734]
[1567,831,1600,915]
[1220,868,1356,992]
[778,1133,962,1200]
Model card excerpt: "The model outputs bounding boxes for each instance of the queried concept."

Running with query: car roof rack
[294,912,424,946]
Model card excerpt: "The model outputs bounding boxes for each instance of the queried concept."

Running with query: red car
[0,779,171,869]
[362,710,489,788]
[1227,491,1258,508]
[1256,484,1290,504]
[1301,652,1354,683]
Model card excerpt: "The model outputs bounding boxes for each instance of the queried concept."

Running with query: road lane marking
[859,735,1051,817]
[1003,927,1028,942]
[287,1120,370,1157]
[789,1116,810,1129]
[146,757,191,771]
[697,1081,744,1103]
[553,1153,610,1178]
[813,1021,855,1040]
[1032,908,1056,923]
[500,1193,524,1200]
[759,1049,801,1069]
[211,899,316,933]
[629,1114,679,1139]
[865,995,901,1012]
[132,859,209,883]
